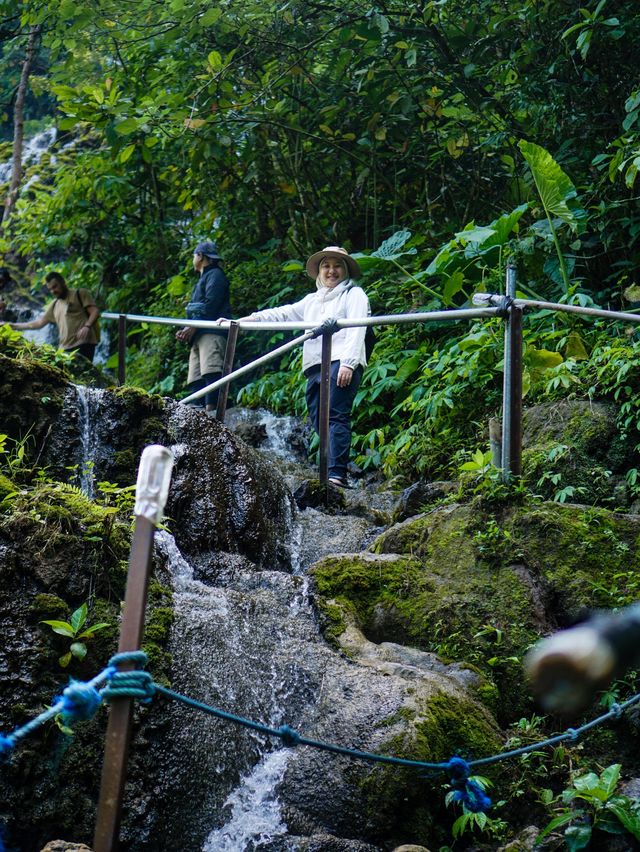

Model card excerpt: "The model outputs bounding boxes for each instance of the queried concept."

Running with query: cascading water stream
[154,525,324,850]
[0,127,57,184]
[73,385,104,497]
[202,747,289,851]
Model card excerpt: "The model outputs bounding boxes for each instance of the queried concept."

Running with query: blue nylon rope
[2,651,640,818]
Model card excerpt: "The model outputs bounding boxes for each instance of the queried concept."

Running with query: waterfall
[23,322,57,348]
[153,524,332,850]
[74,385,103,497]
[224,408,309,463]
[202,750,289,851]
[0,127,57,185]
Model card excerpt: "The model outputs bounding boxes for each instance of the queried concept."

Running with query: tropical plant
[518,141,588,297]
[41,602,110,668]
[537,764,640,850]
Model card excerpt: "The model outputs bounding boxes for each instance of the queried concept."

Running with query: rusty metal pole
[215,320,239,423]
[509,302,523,478]
[117,314,126,386]
[318,333,332,485]
[93,445,174,852]
[501,263,523,481]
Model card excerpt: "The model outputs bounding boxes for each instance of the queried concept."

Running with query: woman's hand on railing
[176,326,196,343]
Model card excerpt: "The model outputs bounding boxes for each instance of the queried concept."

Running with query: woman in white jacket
[242,246,369,487]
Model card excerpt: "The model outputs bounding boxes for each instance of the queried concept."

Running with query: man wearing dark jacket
[176,241,231,413]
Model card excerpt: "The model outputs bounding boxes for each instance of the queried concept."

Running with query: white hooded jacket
[248,279,370,372]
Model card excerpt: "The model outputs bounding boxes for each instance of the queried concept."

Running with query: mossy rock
[353,688,503,847]
[0,352,69,461]
[1,481,131,594]
[508,502,640,613]
[312,500,640,721]
[521,399,635,506]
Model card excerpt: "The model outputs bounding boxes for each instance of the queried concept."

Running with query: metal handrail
[101,307,502,332]
[179,307,503,404]
[98,283,640,487]
[473,293,640,324]
[101,304,505,486]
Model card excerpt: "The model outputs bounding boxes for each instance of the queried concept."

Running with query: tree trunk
[1,25,41,228]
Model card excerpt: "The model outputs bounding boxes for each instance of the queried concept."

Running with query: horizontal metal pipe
[181,329,315,405]
[101,307,502,333]
[513,298,640,324]
[101,307,500,331]
[474,294,640,325]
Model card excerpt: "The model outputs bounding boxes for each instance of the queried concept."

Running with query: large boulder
[311,500,640,722]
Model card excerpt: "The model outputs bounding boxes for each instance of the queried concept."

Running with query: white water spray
[202,749,289,851]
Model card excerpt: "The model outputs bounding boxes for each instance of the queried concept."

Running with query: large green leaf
[371,229,416,261]
[518,140,587,233]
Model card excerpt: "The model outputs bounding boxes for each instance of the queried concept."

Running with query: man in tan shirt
[10,271,100,361]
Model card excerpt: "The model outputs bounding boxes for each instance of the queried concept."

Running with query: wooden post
[318,333,332,485]
[215,320,239,422]
[489,417,502,469]
[93,446,174,852]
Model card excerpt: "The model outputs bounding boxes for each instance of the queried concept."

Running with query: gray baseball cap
[194,241,221,260]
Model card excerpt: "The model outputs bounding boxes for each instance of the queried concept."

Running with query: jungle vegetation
[2,0,640,488]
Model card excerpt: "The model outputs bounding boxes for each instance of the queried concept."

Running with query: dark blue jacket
[186,263,231,338]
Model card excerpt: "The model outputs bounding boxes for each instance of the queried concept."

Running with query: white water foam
[202,749,289,852]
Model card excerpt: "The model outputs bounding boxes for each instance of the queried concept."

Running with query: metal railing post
[215,321,239,422]
[117,314,126,386]
[94,446,174,852]
[501,263,523,481]
[318,333,332,485]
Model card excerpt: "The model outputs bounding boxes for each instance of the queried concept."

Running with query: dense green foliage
[2,0,640,483]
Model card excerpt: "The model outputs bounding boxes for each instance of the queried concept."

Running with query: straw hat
[305,245,361,280]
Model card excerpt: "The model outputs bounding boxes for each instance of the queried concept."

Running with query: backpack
[346,282,376,361]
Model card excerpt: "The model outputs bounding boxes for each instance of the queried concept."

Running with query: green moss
[148,577,173,604]
[141,642,172,686]
[356,691,502,848]
[112,384,165,411]
[314,598,351,648]
[3,481,130,557]
[0,472,16,500]
[312,554,427,643]
[112,449,136,474]
[30,594,70,619]
[411,692,501,762]
[509,503,640,612]
[144,606,175,643]
[521,401,635,507]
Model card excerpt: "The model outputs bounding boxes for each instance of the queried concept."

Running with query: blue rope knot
[109,651,148,668]
[278,724,301,748]
[447,756,491,813]
[610,702,622,719]
[0,733,16,762]
[566,727,579,741]
[102,670,155,704]
[58,680,103,723]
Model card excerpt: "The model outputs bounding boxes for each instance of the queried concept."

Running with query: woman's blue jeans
[305,361,363,480]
